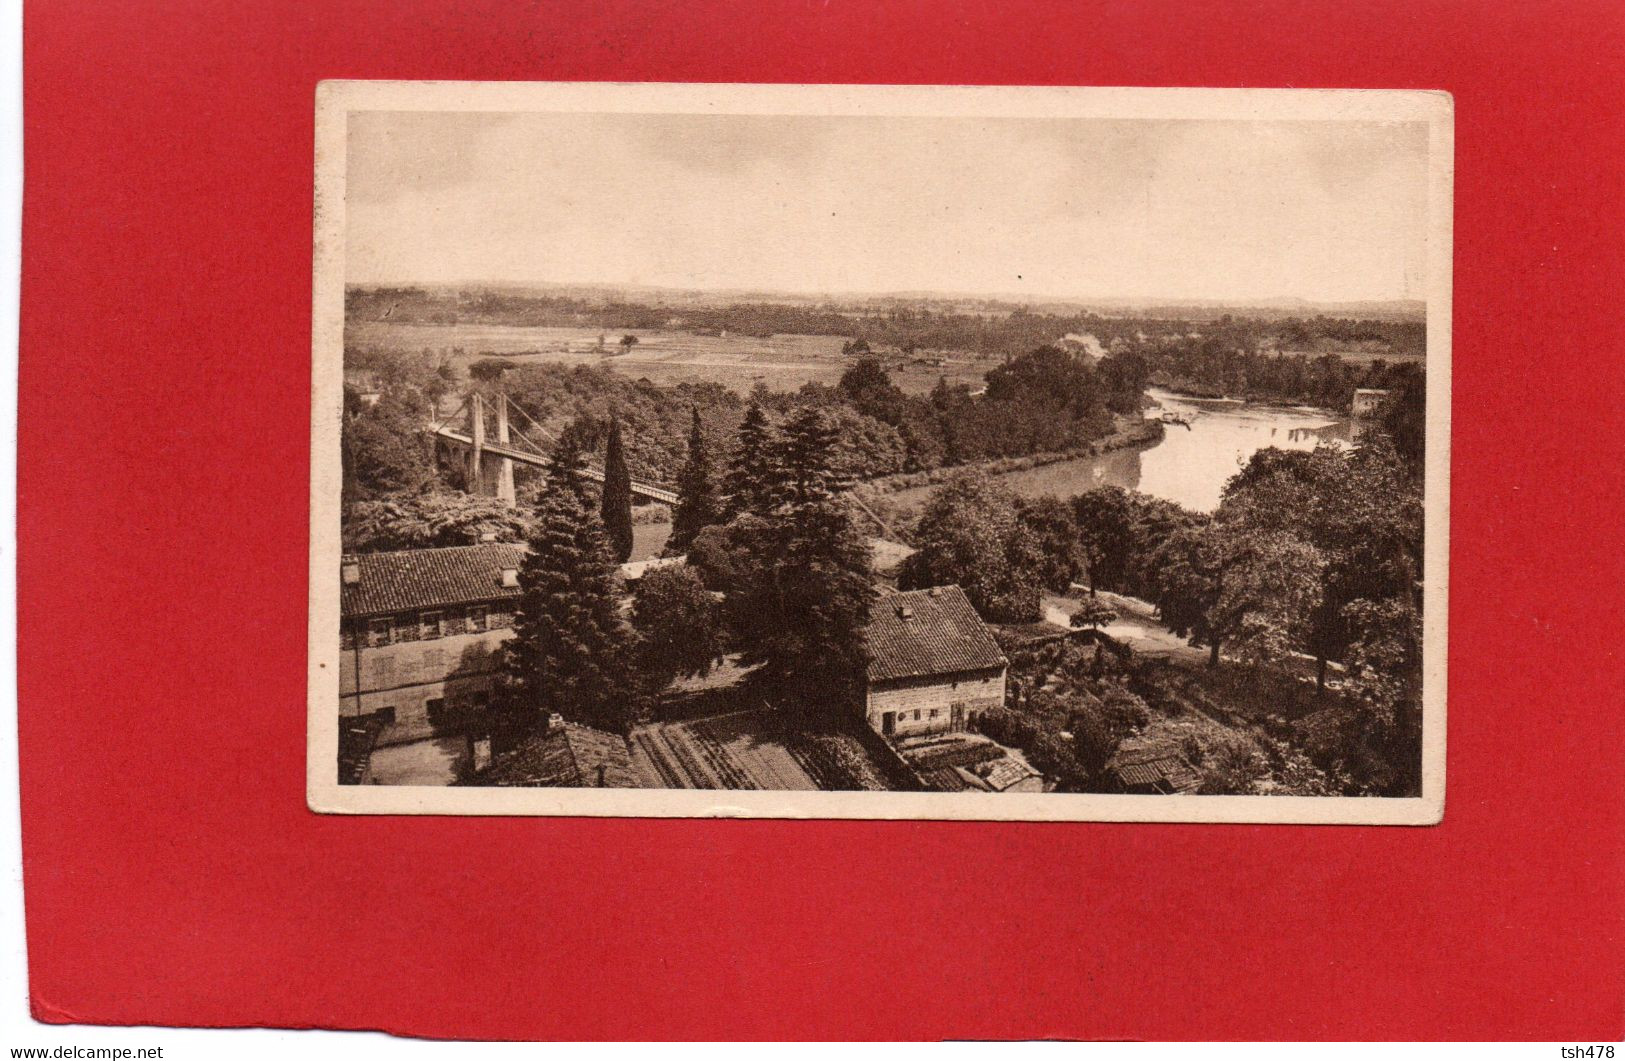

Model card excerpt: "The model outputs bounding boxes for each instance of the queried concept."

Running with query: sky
[345,111,1430,304]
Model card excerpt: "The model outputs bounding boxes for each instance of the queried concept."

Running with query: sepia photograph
[308,82,1451,821]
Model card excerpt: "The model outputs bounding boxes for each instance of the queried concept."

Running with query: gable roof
[1107,739,1202,793]
[474,723,640,788]
[866,585,1006,684]
[340,543,527,619]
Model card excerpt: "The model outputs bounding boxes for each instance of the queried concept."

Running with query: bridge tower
[467,392,516,505]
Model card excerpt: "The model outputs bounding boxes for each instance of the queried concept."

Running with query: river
[628,388,1352,560]
[887,388,1352,515]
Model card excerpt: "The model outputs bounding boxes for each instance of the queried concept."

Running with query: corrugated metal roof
[340,543,527,618]
[865,585,1007,683]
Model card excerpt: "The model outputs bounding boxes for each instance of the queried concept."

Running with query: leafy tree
[343,492,531,553]
[469,358,516,383]
[599,418,634,564]
[498,440,636,736]
[686,513,771,593]
[984,344,1104,422]
[1095,351,1151,414]
[1151,521,1324,668]
[342,389,435,501]
[631,565,725,689]
[1379,371,1426,474]
[1340,595,1423,773]
[1017,495,1083,592]
[1071,486,1135,597]
[668,407,720,554]
[721,402,777,518]
[899,471,1046,623]
[1070,598,1119,632]
[618,334,639,354]
[1219,441,1421,689]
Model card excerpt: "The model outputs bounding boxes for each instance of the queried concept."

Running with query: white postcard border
[308,80,1452,824]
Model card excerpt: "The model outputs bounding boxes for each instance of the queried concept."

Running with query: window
[426,698,446,727]
[340,625,355,651]
[913,710,921,721]
[366,618,391,647]
[468,606,488,632]
[929,709,939,718]
[420,611,441,640]
[394,614,418,643]
[372,706,395,725]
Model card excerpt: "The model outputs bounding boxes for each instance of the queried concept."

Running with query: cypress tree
[600,418,634,564]
[499,439,635,736]
[668,407,719,554]
[722,402,776,518]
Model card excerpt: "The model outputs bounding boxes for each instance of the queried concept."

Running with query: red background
[18,0,1625,1041]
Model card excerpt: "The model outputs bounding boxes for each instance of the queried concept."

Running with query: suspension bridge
[430,391,679,507]
[431,389,897,537]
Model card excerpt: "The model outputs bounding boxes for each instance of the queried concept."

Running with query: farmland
[348,319,999,397]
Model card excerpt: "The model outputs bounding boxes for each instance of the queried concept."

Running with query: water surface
[889,388,1351,515]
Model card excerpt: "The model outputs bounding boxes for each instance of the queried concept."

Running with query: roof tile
[341,543,527,618]
[866,585,1007,683]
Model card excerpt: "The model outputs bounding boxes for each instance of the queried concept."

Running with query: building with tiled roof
[468,718,640,789]
[1106,739,1202,795]
[339,543,527,760]
[862,585,1007,740]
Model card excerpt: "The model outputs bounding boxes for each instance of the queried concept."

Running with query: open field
[348,320,999,396]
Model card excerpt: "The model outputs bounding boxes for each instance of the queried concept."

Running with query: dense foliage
[630,565,726,689]
[343,493,532,553]
[497,441,637,737]
[898,472,1049,623]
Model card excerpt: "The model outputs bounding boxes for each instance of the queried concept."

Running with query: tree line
[348,286,1425,364]
[340,341,1154,552]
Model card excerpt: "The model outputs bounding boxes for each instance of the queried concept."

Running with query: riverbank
[854,415,1165,501]
[1151,377,1348,414]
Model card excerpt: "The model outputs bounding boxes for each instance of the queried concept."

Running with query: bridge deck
[435,428,678,506]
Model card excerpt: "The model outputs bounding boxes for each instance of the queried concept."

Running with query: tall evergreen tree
[721,408,872,713]
[498,439,635,737]
[722,402,777,518]
[668,407,719,555]
[770,406,852,508]
[600,418,634,564]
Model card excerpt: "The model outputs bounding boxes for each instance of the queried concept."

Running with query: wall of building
[865,668,1006,738]
[340,610,515,746]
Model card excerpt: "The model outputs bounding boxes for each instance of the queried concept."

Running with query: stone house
[339,543,525,746]
[864,585,1008,739]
